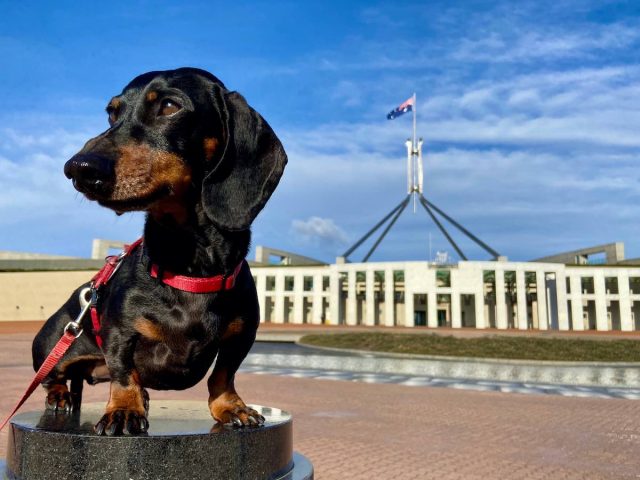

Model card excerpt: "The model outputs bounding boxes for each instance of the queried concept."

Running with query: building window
[605,277,619,294]
[630,277,640,295]
[339,272,349,297]
[394,270,405,303]
[566,277,571,294]
[483,270,495,301]
[266,276,276,291]
[525,272,537,301]
[525,272,536,287]
[504,271,516,302]
[413,294,427,326]
[581,277,594,294]
[303,276,313,292]
[356,271,366,297]
[284,276,294,291]
[322,276,330,291]
[436,270,451,287]
[374,271,385,300]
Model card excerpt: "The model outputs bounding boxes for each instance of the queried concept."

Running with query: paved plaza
[1,330,639,479]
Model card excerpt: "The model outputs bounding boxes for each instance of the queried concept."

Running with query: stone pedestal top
[3,401,313,480]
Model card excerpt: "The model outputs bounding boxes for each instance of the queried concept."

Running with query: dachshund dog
[31,67,287,436]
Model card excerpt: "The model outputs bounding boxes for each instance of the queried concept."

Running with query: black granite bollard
[2,401,313,480]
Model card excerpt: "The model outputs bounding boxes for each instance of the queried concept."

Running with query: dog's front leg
[94,337,149,436]
[207,319,264,428]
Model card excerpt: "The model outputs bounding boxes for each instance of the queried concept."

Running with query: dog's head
[64,67,287,231]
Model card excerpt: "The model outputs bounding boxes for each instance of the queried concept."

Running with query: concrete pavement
[1,331,639,479]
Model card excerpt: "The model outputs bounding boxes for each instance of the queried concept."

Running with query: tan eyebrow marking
[108,97,122,110]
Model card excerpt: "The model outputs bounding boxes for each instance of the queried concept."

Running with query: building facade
[252,259,640,332]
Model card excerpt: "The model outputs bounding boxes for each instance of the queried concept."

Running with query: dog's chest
[132,292,222,344]
[131,298,221,390]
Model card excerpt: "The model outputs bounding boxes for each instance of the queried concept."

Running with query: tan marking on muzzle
[113,144,192,202]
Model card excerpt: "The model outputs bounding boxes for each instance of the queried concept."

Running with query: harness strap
[90,237,143,348]
[90,238,245,345]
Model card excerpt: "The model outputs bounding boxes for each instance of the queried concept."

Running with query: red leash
[0,297,89,431]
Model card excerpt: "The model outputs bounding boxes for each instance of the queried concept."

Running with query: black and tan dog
[31,67,287,436]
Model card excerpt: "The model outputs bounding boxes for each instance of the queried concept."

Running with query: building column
[365,270,375,326]
[536,271,548,330]
[555,272,569,331]
[384,268,395,327]
[274,275,285,324]
[474,287,486,329]
[495,270,507,329]
[451,291,461,329]
[405,288,415,327]
[618,271,633,331]
[346,270,357,326]
[330,272,341,326]
[570,275,584,331]
[427,292,437,328]
[312,273,323,325]
[594,272,609,331]
[292,275,303,324]
[516,270,528,330]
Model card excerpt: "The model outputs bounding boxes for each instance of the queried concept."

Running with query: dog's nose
[64,153,114,197]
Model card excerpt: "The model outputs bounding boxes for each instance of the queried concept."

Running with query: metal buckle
[64,287,93,338]
[64,321,83,338]
[106,251,126,282]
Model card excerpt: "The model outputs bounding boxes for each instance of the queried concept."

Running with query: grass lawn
[299,333,640,362]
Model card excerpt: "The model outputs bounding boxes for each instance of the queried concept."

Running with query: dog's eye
[159,99,181,117]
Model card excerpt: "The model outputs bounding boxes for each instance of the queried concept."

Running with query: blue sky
[1,0,639,263]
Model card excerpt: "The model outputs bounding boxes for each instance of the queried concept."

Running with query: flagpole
[412,92,417,151]
[412,92,417,212]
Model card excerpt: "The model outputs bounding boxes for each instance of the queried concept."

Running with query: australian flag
[386,95,414,120]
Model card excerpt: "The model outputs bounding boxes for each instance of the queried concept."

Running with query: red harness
[90,237,245,347]
[0,239,245,430]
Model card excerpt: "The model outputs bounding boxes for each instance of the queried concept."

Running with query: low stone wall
[0,271,96,322]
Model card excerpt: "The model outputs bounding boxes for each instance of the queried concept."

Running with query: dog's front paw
[94,409,149,436]
[45,384,74,413]
[209,393,265,428]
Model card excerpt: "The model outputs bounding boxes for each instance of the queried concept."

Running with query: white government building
[2,240,640,332]
[250,243,640,332]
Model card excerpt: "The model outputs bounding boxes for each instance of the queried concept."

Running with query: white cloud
[453,19,640,63]
[291,217,348,245]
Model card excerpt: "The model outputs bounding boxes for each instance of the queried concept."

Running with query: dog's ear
[202,90,287,231]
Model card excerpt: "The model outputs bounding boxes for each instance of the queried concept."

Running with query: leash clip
[64,287,92,338]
